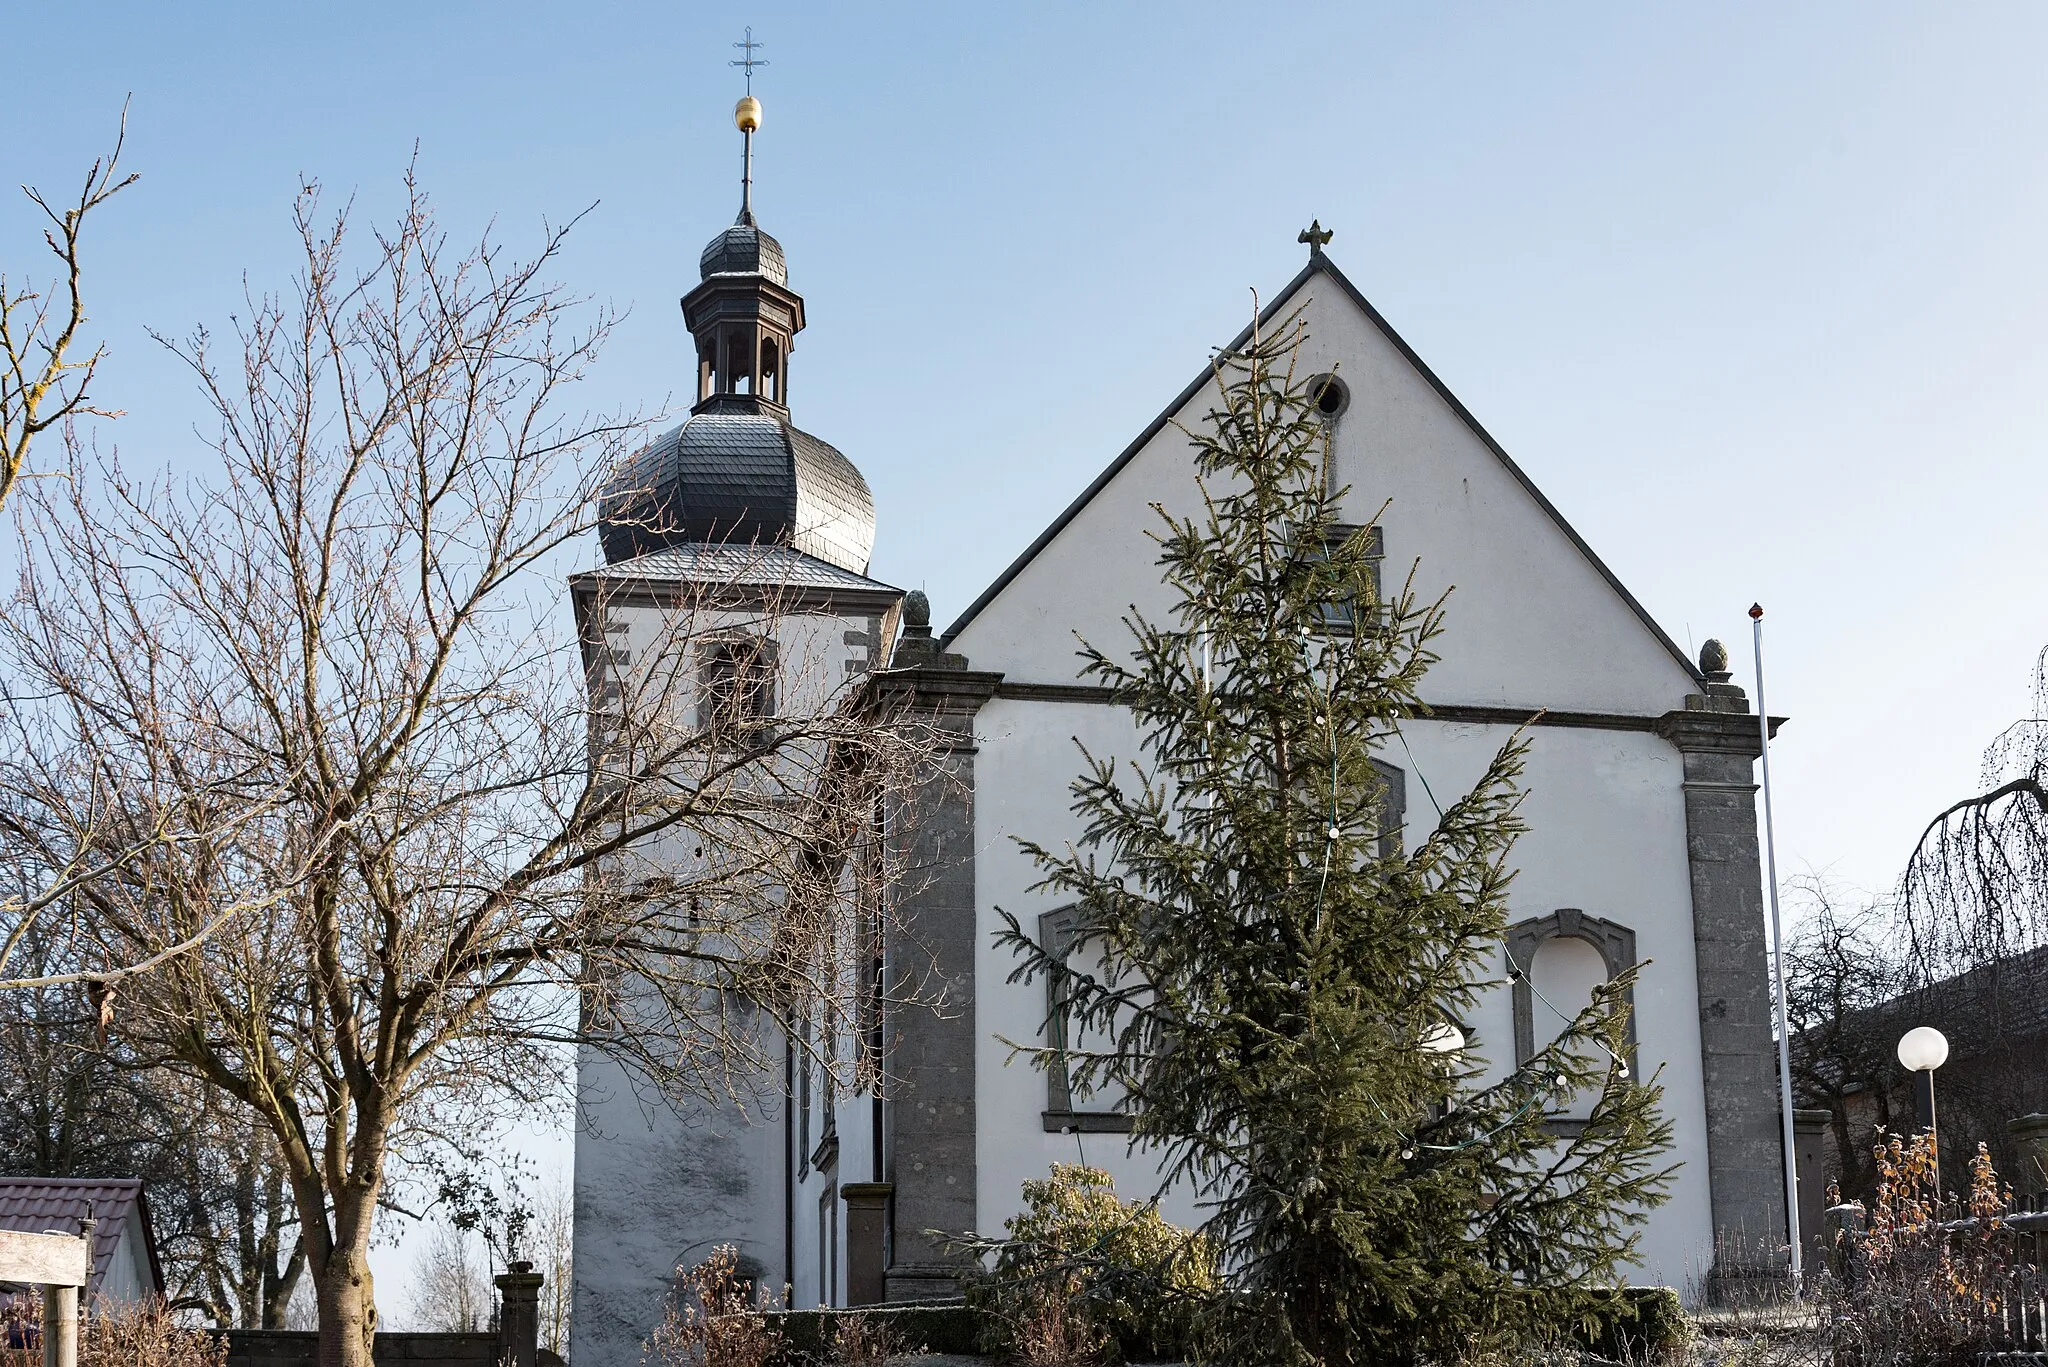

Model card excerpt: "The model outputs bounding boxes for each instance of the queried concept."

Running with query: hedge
[757,1286,1688,1365]
[760,1299,991,1363]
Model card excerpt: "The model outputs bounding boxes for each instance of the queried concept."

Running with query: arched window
[697,634,777,743]
[1506,908,1637,1071]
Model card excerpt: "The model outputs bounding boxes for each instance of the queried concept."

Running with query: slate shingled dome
[597,411,875,572]
[699,221,788,285]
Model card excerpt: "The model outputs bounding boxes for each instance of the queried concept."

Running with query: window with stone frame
[1506,908,1638,1125]
[797,1014,813,1178]
[697,633,778,742]
[817,1182,839,1308]
[1368,756,1407,860]
[854,801,885,1094]
[1309,523,1383,634]
[1037,907,1136,1134]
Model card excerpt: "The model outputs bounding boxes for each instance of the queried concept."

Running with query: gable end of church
[940,252,1702,692]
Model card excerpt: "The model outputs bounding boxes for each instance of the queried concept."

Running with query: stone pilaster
[1793,1108,1831,1268]
[840,1183,893,1305]
[494,1261,543,1367]
[1655,644,1788,1286]
[868,592,1000,1300]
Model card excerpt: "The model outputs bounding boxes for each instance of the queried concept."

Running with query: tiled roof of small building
[0,1178,161,1299]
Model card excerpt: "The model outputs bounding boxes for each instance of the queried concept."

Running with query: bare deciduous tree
[402,1223,494,1335]
[0,172,936,1367]
[1784,885,1912,1199]
[531,1172,573,1360]
[0,106,136,513]
[0,925,305,1327]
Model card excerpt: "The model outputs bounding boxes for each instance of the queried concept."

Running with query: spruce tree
[997,313,1676,1367]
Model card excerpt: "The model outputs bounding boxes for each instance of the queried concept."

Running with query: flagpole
[1749,602,1802,1290]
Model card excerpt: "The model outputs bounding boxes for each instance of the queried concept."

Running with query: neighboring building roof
[575,542,901,596]
[0,1178,163,1301]
[938,250,1704,686]
[597,409,877,574]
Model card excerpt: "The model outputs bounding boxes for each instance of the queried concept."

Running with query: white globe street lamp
[1421,1022,1466,1058]
[1896,1026,1949,1142]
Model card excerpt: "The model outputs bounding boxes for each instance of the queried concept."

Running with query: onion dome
[598,409,874,571]
[699,221,787,286]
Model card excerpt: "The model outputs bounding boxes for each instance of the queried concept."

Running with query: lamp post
[1896,1025,1950,1147]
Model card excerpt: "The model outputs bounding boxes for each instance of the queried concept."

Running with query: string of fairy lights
[1294,623,1632,1160]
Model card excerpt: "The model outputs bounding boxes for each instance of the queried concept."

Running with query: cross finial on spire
[731,27,768,93]
[1298,220,1334,255]
[729,29,767,225]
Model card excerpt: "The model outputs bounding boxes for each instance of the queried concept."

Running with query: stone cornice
[1654,707,1786,755]
[868,666,1004,713]
[989,681,1788,744]
[993,680,1114,704]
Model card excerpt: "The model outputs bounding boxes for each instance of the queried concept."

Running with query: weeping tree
[1875,648,2048,1190]
[0,174,937,1367]
[1902,646,2048,978]
[997,312,1674,1367]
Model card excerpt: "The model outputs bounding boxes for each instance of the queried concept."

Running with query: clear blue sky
[8,0,2047,1284]
[15,0,2048,921]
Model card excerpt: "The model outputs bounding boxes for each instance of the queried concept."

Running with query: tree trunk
[314,1242,376,1367]
[265,1238,307,1329]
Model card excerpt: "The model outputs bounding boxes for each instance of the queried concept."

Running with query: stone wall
[224,1262,549,1367]
[220,1330,498,1367]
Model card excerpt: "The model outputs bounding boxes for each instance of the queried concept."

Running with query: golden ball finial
[735,95,762,133]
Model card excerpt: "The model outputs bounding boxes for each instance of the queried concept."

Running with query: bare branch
[0,100,138,513]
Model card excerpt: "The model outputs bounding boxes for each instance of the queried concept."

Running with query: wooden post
[0,1219,91,1367]
[39,1285,75,1367]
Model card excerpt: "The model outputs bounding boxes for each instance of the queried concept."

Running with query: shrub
[0,1298,225,1367]
[645,1245,786,1367]
[969,1164,1218,1363]
[86,1302,228,1367]
[1563,1287,1692,1363]
[766,1302,987,1363]
[1822,1131,2030,1367]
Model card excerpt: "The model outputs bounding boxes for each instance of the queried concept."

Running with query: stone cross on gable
[1298,219,1335,254]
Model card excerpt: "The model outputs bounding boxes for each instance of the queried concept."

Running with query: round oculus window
[1308,373,1350,420]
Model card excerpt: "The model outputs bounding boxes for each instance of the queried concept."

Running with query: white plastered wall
[950,274,1698,714]
[970,700,1714,1287]
[571,588,886,1361]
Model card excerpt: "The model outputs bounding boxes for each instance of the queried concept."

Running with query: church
[568,95,1788,1365]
